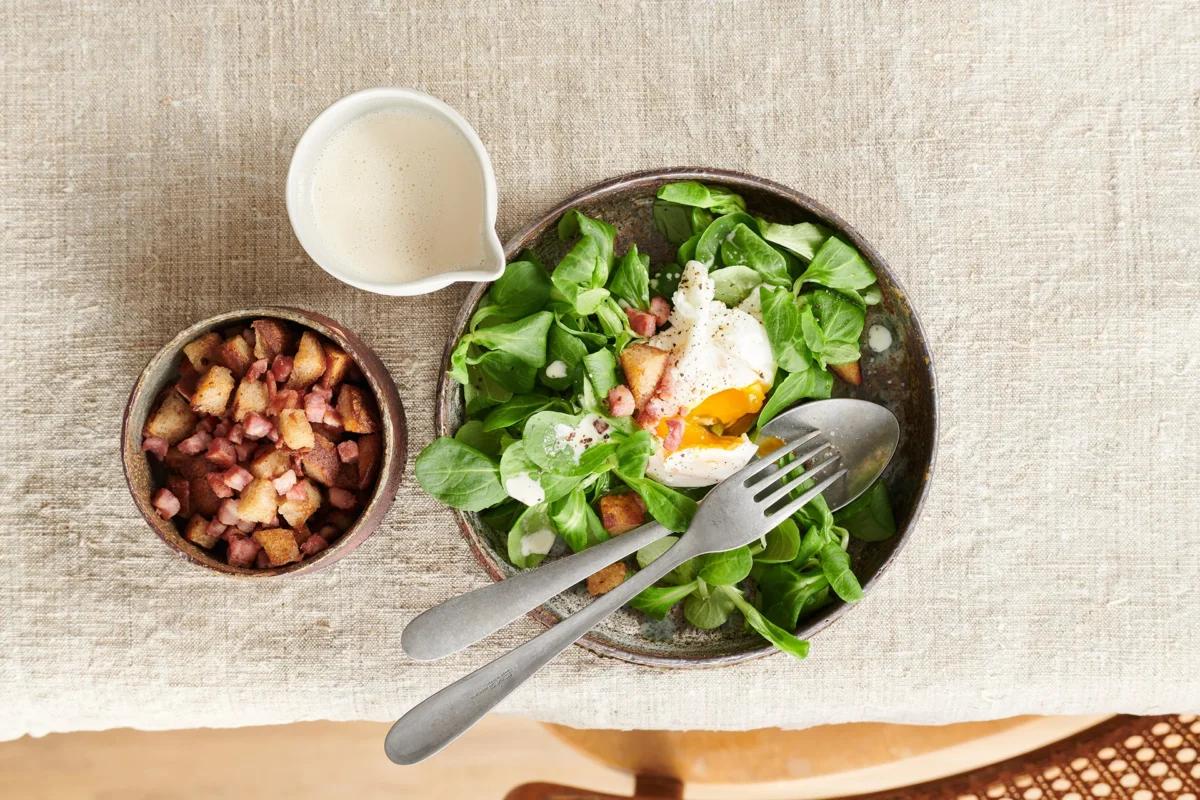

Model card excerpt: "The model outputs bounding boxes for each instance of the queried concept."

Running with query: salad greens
[414,181,897,661]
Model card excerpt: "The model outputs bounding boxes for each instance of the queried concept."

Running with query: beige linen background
[2,1,1198,740]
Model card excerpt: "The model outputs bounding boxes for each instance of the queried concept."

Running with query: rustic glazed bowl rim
[122,306,407,577]
[437,167,938,667]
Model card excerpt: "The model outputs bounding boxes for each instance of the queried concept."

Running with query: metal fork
[384,438,845,764]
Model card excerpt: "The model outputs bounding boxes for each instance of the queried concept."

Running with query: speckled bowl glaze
[123,307,406,576]
[438,168,937,666]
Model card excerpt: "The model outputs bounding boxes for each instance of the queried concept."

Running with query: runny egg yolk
[657,383,769,450]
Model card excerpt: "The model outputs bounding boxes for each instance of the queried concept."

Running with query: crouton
[219,335,254,377]
[191,366,235,416]
[231,379,269,422]
[829,361,862,386]
[618,344,670,409]
[598,493,647,535]
[182,332,222,371]
[252,528,301,566]
[189,474,222,516]
[301,433,340,486]
[354,433,381,489]
[144,392,198,445]
[278,409,315,450]
[287,332,327,389]
[184,515,220,549]
[320,344,353,389]
[587,562,627,596]
[248,448,291,479]
[251,319,294,361]
[236,478,278,523]
[336,385,377,434]
[278,480,321,527]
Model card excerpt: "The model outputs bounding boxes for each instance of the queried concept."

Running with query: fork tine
[762,469,847,530]
[740,431,824,484]
[746,442,834,492]
[754,452,841,508]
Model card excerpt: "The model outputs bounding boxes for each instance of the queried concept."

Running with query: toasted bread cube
[253,528,301,566]
[145,392,198,445]
[354,433,381,489]
[619,344,670,409]
[184,515,220,549]
[301,433,340,486]
[231,379,269,422]
[829,361,862,386]
[278,409,315,450]
[587,562,627,596]
[219,336,254,377]
[321,344,353,389]
[189,474,222,516]
[249,448,291,479]
[598,493,647,535]
[287,332,327,389]
[237,478,278,523]
[251,319,294,361]
[182,332,222,371]
[164,448,212,478]
[191,366,235,416]
[278,480,321,527]
[336,385,377,434]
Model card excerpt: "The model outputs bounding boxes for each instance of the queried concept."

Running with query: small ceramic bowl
[122,307,407,576]
[439,167,938,667]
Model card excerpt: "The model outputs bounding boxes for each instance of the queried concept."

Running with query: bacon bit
[205,471,235,499]
[241,328,255,347]
[272,469,298,495]
[299,535,328,557]
[246,358,269,382]
[265,374,277,400]
[606,385,635,417]
[270,355,293,382]
[308,385,333,402]
[242,412,273,440]
[286,480,310,502]
[269,388,300,415]
[662,417,685,452]
[235,518,256,533]
[323,408,343,429]
[336,440,359,464]
[226,535,260,567]
[266,428,280,443]
[234,442,254,462]
[141,436,168,460]
[265,513,279,527]
[195,416,216,434]
[328,487,356,510]
[205,518,227,539]
[649,296,671,326]
[221,466,253,492]
[177,430,212,456]
[152,488,181,520]
[227,423,244,444]
[214,421,231,438]
[304,392,328,423]
[217,499,242,525]
[625,308,657,338]
[204,437,237,467]
[635,397,668,428]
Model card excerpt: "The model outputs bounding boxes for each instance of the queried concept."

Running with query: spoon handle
[385,536,694,765]
[401,521,671,661]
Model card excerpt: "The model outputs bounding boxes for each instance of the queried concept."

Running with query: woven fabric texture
[2,1,1198,739]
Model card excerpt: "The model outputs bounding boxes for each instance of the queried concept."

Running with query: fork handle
[401,521,672,661]
[385,535,696,765]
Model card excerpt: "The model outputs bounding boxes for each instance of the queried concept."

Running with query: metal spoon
[401,399,900,662]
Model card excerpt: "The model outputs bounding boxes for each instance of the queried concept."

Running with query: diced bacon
[255,549,270,568]
[205,472,235,499]
[336,440,359,463]
[304,392,328,423]
[265,374,277,400]
[270,355,293,382]
[266,428,280,443]
[205,437,237,467]
[606,385,635,417]
[235,518,256,533]
[649,296,671,326]
[246,358,269,382]
[226,535,260,568]
[299,535,328,557]
[308,385,333,402]
[205,518,227,539]
[635,397,668,428]
[234,442,255,462]
[322,408,343,429]
[242,412,273,440]
[662,417,685,452]
[217,498,241,525]
[195,416,216,434]
[152,488,181,520]
[272,469,298,495]
[286,481,310,502]
[213,421,230,438]
[269,388,300,415]
[265,513,279,527]
[176,430,212,456]
[141,436,168,460]
[625,308,657,338]
[221,466,253,492]
[241,328,255,347]
[328,487,356,510]
[228,423,244,444]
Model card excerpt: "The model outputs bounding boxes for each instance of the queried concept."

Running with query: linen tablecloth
[2,1,1198,740]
